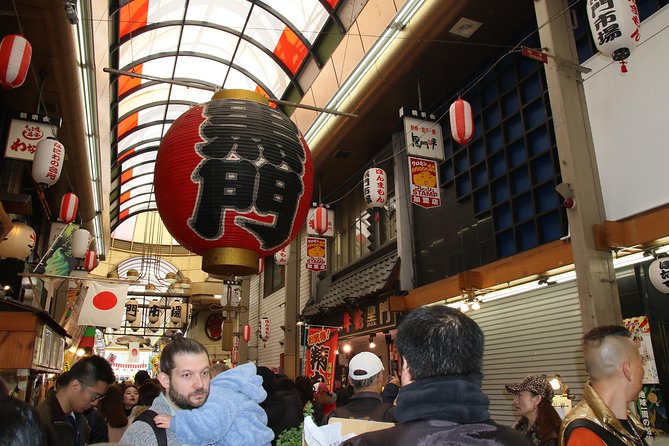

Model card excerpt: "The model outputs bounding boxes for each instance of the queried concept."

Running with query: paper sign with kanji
[408,156,441,209]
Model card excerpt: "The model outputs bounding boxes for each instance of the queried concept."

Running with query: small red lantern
[259,317,270,342]
[0,34,32,89]
[363,168,387,208]
[314,204,328,235]
[587,0,640,72]
[154,90,313,276]
[32,137,65,187]
[242,324,251,342]
[60,192,79,223]
[84,250,98,272]
[449,99,474,145]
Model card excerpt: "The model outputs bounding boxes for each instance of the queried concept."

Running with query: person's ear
[622,361,632,382]
[157,371,170,390]
[70,379,82,392]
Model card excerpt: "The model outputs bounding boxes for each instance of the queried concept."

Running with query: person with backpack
[323,352,395,424]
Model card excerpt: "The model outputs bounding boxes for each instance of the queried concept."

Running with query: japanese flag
[128,342,140,363]
[78,281,129,329]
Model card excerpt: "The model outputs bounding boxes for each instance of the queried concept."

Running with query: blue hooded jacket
[169,362,274,446]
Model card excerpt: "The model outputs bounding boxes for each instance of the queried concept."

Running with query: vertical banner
[408,156,441,209]
[306,237,327,272]
[624,316,659,383]
[304,327,339,391]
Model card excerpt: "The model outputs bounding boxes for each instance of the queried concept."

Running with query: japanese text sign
[408,156,441,209]
[306,237,327,272]
[305,327,338,391]
[4,114,56,161]
[403,115,444,161]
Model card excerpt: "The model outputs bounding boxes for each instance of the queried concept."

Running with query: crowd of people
[0,304,650,446]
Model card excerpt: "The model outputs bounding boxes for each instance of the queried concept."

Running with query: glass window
[263,256,285,296]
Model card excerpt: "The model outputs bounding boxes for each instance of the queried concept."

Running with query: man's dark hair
[59,355,115,387]
[139,379,163,406]
[159,336,209,377]
[134,369,151,387]
[395,305,484,380]
[0,395,45,446]
[583,325,630,348]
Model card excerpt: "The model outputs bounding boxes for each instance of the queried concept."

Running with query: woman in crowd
[122,384,140,417]
[505,375,562,446]
[98,385,129,442]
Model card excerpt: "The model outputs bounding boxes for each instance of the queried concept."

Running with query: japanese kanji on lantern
[242,324,251,342]
[274,247,289,266]
[449,99,474,145]
[71,228,90,258]
[170,301,183,325]
[60,192,79,223]
[0,34,32,89]
[587,0,640,72]
[125,299,139,323]
[259,317,270,342]
[0,221,35,260]
[84,250,97,272]
[32,137,65,187]
[648,258,669,294]
[154,89,313,276]
[148,300,161,332]
[363,168,387,208]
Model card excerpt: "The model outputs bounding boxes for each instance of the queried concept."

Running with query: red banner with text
[304,327,338,391]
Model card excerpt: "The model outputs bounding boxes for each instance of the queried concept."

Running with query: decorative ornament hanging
[126,268,139,281]
[314,204,328,235]
[71,228,90,258]
[242,324,251,342]
[259,317,270,342]
[587,0,640,73]
[648,258,669,294]
[148,299,161,332]
[59,192,79,223]
[0,34,32,89]
[449,98,474,144]
[274,247,289,266]
[363,168,387,208]
[170,301,183,325]
[32,137,65,187]
[153,89,313,277]
[0,222,36,260]
[84,250,97,272]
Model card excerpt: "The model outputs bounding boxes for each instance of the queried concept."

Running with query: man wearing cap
[505,375,562,445]
[323,352,395,424]
[559,326,647,446]
[341,306,531,445]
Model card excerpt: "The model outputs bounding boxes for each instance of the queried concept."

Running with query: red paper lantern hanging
[60,192,79,223]
[314,204,329,235]
[154,89,313,276]
[84,250,98,272]
[587,0,640,73]
[0,34,32,89]
[32,137,65,187]
[242,324,251,342]
[363,168,387,208]
[449,99,474,145]
[258,317,270,342]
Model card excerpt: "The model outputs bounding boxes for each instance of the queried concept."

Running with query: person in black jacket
[341,305,532,446]
[257,367,301,445]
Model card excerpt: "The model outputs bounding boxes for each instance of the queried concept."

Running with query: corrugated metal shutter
[469,281,588,426]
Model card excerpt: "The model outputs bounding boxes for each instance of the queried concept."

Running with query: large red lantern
[449,99,474,145]
[314,204,328,235]
[587,0,640,72]
[84,250,98,272]
[0,34,32,89]
[154,90,313,276]
[60,192,79,223]
[242,324,251,342]
[32,137,65,187]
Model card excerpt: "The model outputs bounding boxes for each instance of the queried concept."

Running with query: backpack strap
[563,418,627,446]
[133,409,168,446]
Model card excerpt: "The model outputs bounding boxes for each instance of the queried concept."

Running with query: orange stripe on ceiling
[119,0,149,39]
[120,191,132,204]
[274,27,308,75]
[120,209,130,221]
[118,148,135,162]
[121,169,134,184]
[118,64,143,97]
[118,113,138,139]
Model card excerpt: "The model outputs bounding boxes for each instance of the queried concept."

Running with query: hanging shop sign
[4,112,59,161]
[306,237,327,272]
[648,258,669,294]
[624,316,659,384]
[223,279,242,306]
[153,91,313,276]
[363,168,387,208]
[340,296,396,336]
[274,247,289,266]
[307,207,334,237]
[205,312,224,341]
[408,156,441,209]
[304,327,339,392]
[402,109,444,161]
[587,0,640,71]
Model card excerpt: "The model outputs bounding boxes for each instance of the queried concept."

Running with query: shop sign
[403,112,444,161]
[624,316,659,384]
[4,113,59,161]
[306,237,327,271]
[341,297,394,336]
[305,327,338,391]
[408,156,441,209]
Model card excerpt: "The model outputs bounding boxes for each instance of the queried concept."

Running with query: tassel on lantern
[620,60,628,73]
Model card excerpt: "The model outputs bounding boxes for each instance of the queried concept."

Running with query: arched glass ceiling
[109,0,342,232]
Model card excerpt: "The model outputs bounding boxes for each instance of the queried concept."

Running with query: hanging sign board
[408,156,441,209]
[403,111,444,161]
[306,237,327,271]
[4,112,60,161]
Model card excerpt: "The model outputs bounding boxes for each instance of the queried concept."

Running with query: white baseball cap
[348,352,384,380]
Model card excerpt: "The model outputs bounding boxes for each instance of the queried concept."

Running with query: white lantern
[125,299,139,323]
[274,247,289,266]
[649,258,669,294]
[0,222,35,260]
[587,0,640,71]
[363,168,387,208]
[32,137,65,187]
[170,301,183,325]
[181,303,192,325]
[71,228,90,258]
[84,250,97,272]
[259,317,270,342]
[148,299,161,332]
